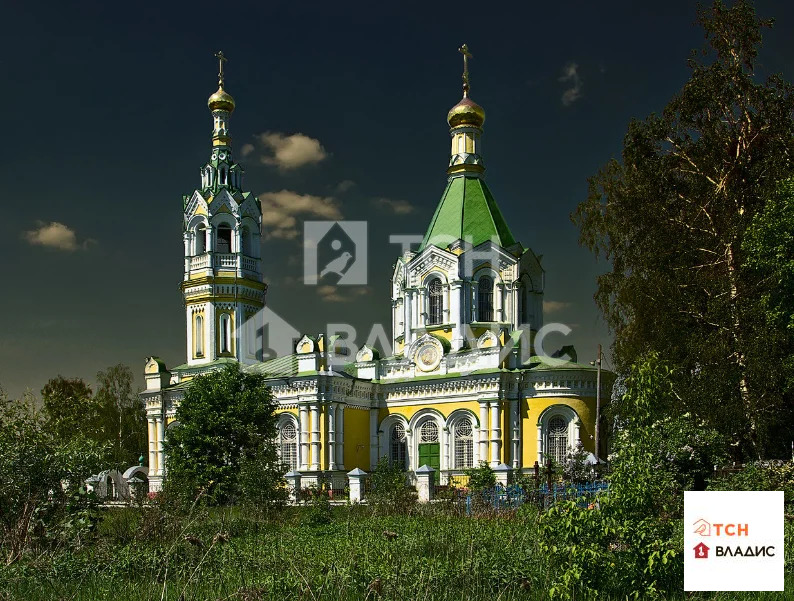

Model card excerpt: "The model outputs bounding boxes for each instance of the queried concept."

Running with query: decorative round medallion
[219,152,227,161]
[415,340,442,372]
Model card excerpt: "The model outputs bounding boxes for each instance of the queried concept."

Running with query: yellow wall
[343,407,370,470]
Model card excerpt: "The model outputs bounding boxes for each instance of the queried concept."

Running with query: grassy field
[0,503,791,600]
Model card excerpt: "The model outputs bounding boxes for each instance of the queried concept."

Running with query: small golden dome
[208,86,235,112]
[447,95,485,128]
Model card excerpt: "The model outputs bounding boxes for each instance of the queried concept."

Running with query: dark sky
[2,0,793,399]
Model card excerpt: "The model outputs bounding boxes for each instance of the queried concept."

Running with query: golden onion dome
[447,95,485,128]
[208,86,235,112]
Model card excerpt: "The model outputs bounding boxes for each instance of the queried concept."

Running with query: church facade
[142,50,607,493]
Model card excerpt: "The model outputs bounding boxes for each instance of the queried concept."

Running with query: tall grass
[0,505,790,600]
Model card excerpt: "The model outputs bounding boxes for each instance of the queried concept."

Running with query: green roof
[248,354,300,378]
[419,176,517,251]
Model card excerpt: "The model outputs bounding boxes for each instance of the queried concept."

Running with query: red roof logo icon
[694,542,710,559]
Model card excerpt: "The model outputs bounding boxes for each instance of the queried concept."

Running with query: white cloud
[259,132,328,170]
[336,180,356,193]
[558,62,582,106]
[317,285,371,303]
[258,190,342,239]
[372,197,415,215]
[240,143,255,157]
[22,221,93,251]
[543,300,573,314]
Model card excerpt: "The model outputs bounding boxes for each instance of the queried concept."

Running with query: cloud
[259,132,328,170]
[558,62,582,106]
[543,300,573,314]
[258,190,342,239]
[336,180,356,193]
[22,221,94,251]
[317,285,371,303]
[240,143,255,157]
[372,197,415,215]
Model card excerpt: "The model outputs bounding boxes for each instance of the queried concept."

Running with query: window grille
[547,416,568,464]
[478,277,494,322]
[390,423,407,468]
[453,419,474,469]
[428,279,443,325]
[280,422,298,471]
[419,421,439,443]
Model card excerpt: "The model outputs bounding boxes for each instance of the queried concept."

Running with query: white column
[404,290,413,344]
[537,424,544,465]
[478,401,489,464]
[416,465,435,502]
[442,283,450,323]
[496,283,504,322]
[511,399,520,470]
[369,408,379,470]
[442,424,450,483]
[299,405,309,471]
[450,280,462,350]
[207,302,216,361]
[206,225,214,253]
[310,404,320,471]
[336,404,345,470]
[147,418,156,471]
[155,417,164,476]
[328,402,337,471]
[347,468,367,503]
[489,400,501,466]
[185,308,192,363]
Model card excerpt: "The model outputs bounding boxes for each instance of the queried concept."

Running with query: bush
[464,461,496,492]
[710,460,794,507]
[368,458,416,514]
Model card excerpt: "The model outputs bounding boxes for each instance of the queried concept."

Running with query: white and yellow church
[141,49,608,493]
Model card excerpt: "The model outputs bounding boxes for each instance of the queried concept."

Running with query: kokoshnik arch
[141,48,611,492]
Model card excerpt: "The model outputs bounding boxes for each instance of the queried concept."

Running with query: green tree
[96,364,146,468]
[0,389,106,563]
[163,364,281,506]
[573,0,794,456]
[41,376,102,441]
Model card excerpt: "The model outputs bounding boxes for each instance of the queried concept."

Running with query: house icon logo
[694,542,710,559]
[693,518,711,536]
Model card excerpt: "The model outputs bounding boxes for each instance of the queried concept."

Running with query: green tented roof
[419,176,517,251]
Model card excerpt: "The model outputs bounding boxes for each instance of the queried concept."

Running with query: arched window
[428,279,443,325]
[195,315,204,357]
[219,313,231,354]
[216,226,232,254]
[519,284,530,325]
[279,422,298,471]
[195,225,206,255]
[547,416,569,464]
[417,420,440,470]
[478,276,494,322]
[390,422,407,468]
[241,227,251,257]
[453,418,474,469]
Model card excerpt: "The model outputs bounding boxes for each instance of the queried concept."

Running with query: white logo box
[684,490,784,591]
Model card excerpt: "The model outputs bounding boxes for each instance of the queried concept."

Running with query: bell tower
[181,52,266,367]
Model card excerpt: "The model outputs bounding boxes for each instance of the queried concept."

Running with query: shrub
[368,458,416,514]
[464,461,496,492]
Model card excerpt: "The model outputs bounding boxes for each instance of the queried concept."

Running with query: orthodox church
[142,49,607,493]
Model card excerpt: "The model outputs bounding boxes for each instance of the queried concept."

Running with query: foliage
[368,457,417,514]
[0,391,107,564]
[95,364,147,469]
[163,365,281,507]
[41,376,102,441]
[710,460,794,507]
[572,0,794,458]
[464,461,496,491]
[539,355,726,599]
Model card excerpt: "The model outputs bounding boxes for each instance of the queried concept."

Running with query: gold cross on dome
[458,44,472,95]
[215,50,228,87]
